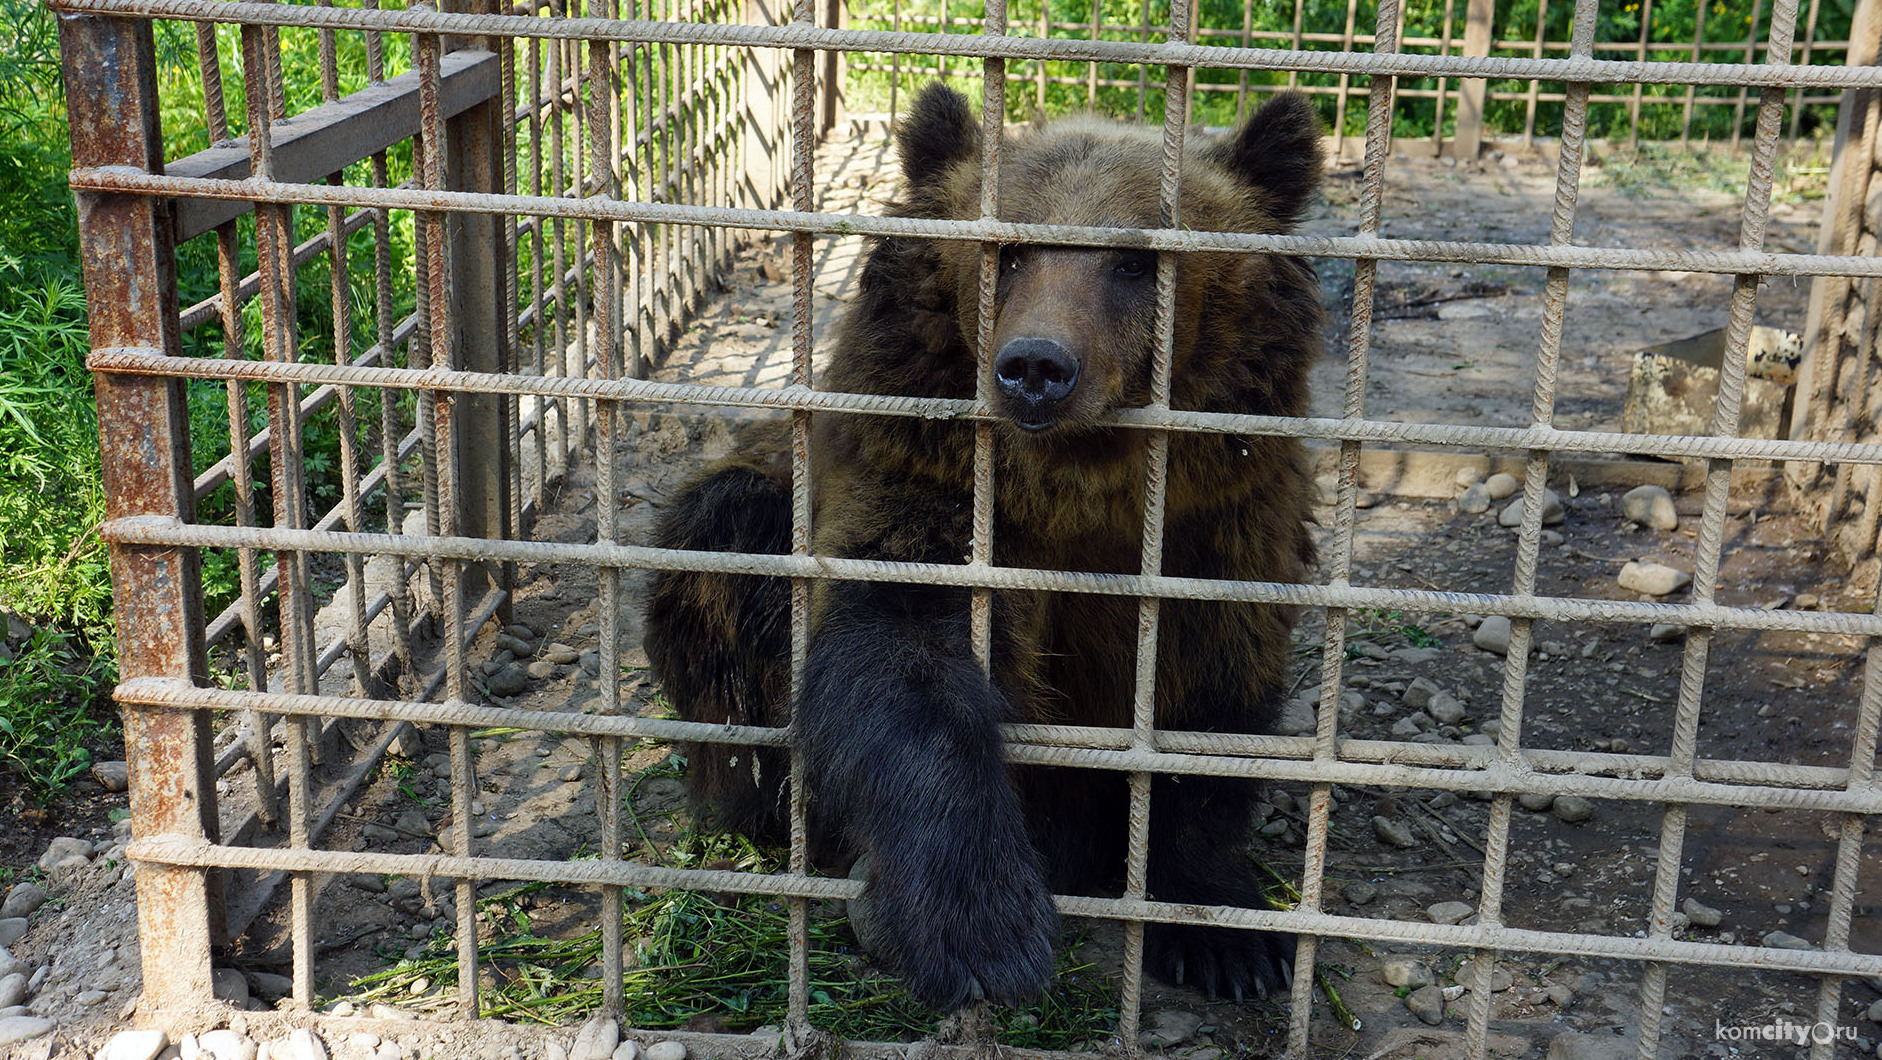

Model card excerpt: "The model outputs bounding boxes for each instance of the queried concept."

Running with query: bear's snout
[994,337,1081,430]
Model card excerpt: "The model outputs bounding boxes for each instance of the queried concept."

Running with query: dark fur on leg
[644,455,792,842]
[802,581,1059,1012]
[1144,770,1295,1001]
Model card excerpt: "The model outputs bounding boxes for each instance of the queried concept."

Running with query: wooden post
[1453,0,1495,160]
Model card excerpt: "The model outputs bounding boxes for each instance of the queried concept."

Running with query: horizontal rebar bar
[45,0,1882,91]
[89,346,1882,466]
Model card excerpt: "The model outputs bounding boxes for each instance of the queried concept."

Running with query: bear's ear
[1212,92,1325,227]
[896,83,981,191]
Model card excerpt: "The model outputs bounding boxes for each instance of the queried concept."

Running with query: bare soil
[4,127,1870,1060]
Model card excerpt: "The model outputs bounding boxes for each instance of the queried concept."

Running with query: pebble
[1543,984,1575,1007]
[496,633,535,658]
[1682,896,1723,927]
[1343,881,1376,905]
[644,1042,687,1060]
[1869,998,1882,1023]
[0,948,22,980]
[1457,483,1492,514]
[77,989,110,1006]
[1621,485,1679,531]
[0,883,44,920]
[1552,796,1595,823]
[329,1000,357,1017]
[92,760,131,792]
[572,1017,620,1060]
[527,660,557,680]
[1763,930,1814,950]
[0,920,26,948]
[1391,647,1441,664]
[1648,623,1689,642]
[1426,692,1467,725]
[250,972,292,1000]
[1138,1009,1203,1048]
[1427,901,1474,925]
[559,764,585,782]
[1405,984,1446,1025]
[504,623,536,641]
[1498,489,1565,527]
[1373,816,1416,848]
[277,1029,329,1060]
[1541,529,1565,546]
[1381,958,1433,988]
[544,643,580,665]
[0,1016,55,1048]
[101,1030,170,1060]
[1617,561,1692,597]
[612,1043,641,1060]
[351,875,387,894]
[1456,466,1485,488]
[1473,615,1512,655]
[1545,1030,1637,1060]
[369,1003,416,1021]
[1484,473,1521,500]
[487,664,531,697]
[0,972,28,1008]
[1403,677,1440,709]
[580,650,601,676]
[1518,792,1555,812]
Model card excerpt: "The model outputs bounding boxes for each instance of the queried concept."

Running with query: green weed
[0,628,116,800]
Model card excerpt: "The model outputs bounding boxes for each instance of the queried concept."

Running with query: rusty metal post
[1453,0,1495,159]
[820,0,844,132]
[443,4,514,620]
[57,10,218,1015]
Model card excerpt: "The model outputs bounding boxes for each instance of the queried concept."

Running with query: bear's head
[890,83,1324,437]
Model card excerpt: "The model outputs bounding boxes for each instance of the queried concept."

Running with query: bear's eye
[1002,247,1023,272]
[1115,253,1153,279]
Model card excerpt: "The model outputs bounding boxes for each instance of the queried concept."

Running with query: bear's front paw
[863,855,1059,1012]
[1146,924,1295,1001]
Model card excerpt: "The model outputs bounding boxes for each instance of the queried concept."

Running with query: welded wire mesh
[51,0,1882,1056]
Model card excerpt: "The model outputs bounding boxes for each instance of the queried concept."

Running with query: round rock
[1485,473,1521,500]
[1472,615,1513,655]
[0,883,42,920]
[0,973,27,1010]
[1381,958,1433,989]
[198,1030,260,1060]
[645,1042,688,1060]
[1372,816,1416,849]
[1552,796,1595,823]
[1498,489,1565,527]
[1427,901,1474,925]
[101,1029,169,1060]
[1621,485,1678,531]
[1682,896,1723,928]
[0,1016,54,1049]
[1406,984,1446,1025]
[1457,483,1492,514]
[1617,561,1692,597]
[487,663,531,697]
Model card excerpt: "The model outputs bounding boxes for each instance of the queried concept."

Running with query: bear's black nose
[994,338,1080,422]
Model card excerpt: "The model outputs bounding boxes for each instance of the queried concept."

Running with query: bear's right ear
[1212,92,1325,228]
[896,83,981,191]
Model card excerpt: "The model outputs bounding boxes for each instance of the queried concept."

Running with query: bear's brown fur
[645,84,1324,1013]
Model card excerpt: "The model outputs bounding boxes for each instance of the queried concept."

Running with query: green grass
[0,628,116,797]
[348,833,1124,1046]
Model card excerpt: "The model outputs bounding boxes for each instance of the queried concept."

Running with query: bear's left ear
[1210,92,1325,228]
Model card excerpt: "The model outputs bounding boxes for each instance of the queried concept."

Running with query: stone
[1552,796,1595,823]
[1373,816,1417,848]
[643,1043,687,1060]
[1543,984,1575,1007]
[249,972,292,1000]
[1473,616,1512,655]
[92,760,130,792]
[1484,473,1520,500]
[1276,697,1317,736]
[1406,984,1446,1025]
[1763,930,1814,950]
[1621,485,1678,531]
[0,973,25,1009]
[368,1004,415,1021]
[212,967,249,1005]
[504,623,536,642]
[1648,623,1688,643]
[580,650,601,676]
[1427,901,1474,925]
[0,920,26,948]
[1617,561,1692,597]
[1343,881,1376,905]
[0,883,45,920]
[1456,466,1485,488]
[1682,897,1723,928]
[559,764,585,783]
[487,664,531,697]
[38,836,93,869]
[1391,647,1441,664]
[1381,958,1433,989]
[351,875,387,894]
[527,660,557,680]
[77,989,110,1006]
[0,1016,54,1048]
[1139,1009,1204,1049]
[495,633,535,658]
[611,1044,641,1060]
[1457,483,1492,514]
[1498,489,1564,527]
[1426,692,1467,725]
[1403,677,1440,710]
[277,1029,329,1060]
[0,947,24,979]
[101,1031,171,1060]
[544,643,580,665]
[1518,792,1555,812]
[573,1018,620,1060]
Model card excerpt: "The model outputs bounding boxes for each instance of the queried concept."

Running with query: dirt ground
[2,125,1872,1060]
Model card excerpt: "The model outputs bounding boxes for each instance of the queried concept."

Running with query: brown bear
[644,83,1324,1014]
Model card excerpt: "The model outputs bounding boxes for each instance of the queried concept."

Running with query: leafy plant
[0,628,117,800]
